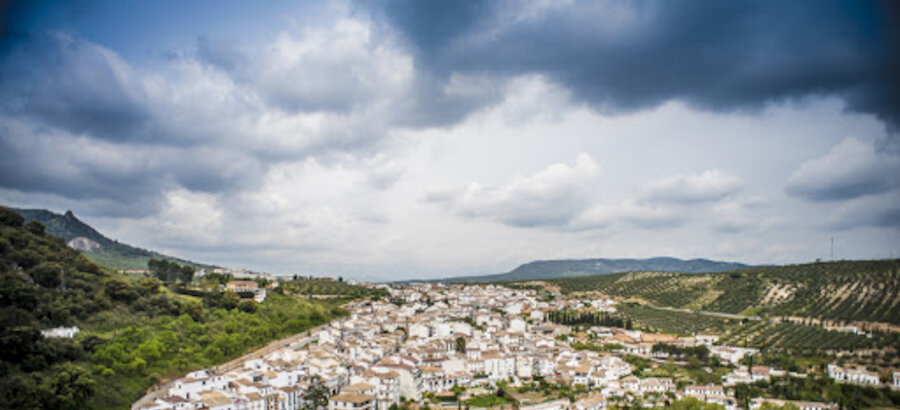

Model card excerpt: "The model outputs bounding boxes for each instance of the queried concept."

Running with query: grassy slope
[86,292,345,408]
[547,260,900,324]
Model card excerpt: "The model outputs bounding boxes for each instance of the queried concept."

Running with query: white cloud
[254,19,414,113]
[708,201,755,233]
[432,153,601,227]
[643,169,743,204]
[786,137,900,201]
[573,201,682,230]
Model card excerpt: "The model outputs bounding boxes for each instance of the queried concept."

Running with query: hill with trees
[0,206,349,409]
[546,259,900,324]
[13,207,214,270]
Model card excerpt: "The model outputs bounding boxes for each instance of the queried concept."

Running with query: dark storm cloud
[367,0,900,129]
[0,125,265,216]
[0,132,154,202]
[0,32,161,144]
[828,192,900,230]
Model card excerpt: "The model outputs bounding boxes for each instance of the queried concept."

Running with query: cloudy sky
[1,0,898,281]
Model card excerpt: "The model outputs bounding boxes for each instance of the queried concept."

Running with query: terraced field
[718,320,898,351]
[546,260,900,324]
[615,303,734,336]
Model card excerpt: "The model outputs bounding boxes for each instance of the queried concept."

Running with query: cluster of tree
[205,290,258,313]
[546,309,633,329]
[651,344,719,368]
[201,271,234,285]
[279,276,388,299]
[147,258,194,284]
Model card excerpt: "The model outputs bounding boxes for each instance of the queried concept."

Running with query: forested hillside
[0,206,347,409]
[547,260,900,324]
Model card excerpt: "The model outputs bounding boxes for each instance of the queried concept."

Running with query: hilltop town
[137,283,899,410]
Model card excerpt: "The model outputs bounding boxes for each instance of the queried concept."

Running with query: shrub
[30,262,63,288]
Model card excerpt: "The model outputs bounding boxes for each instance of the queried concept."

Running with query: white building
[828,364,880,386]
[41,326,80,338]
[329,393,376,410]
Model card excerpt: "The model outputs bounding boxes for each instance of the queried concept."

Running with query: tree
[733,384,755,409]
[25,220,45,235]
[148,259,187,283]
[0,307,41,363]
[30,262,62,288]
[221,291,241,310]
[105,279,139,302]
[179,265,195,283]
[455,336,466,353]
[304,375,330,410]
[238,300,258,313]
[46,362,95,408]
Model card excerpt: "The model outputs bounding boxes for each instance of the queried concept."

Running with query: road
[649,305,761,321]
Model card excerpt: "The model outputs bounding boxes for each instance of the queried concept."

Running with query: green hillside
[547,260,900,324]
[14,207,214,271]
[0,206,347,409]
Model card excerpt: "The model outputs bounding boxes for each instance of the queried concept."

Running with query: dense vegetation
[14,208,212,270]
[546,260,900,324]
[0,206,345,409]
[280,276,389,299]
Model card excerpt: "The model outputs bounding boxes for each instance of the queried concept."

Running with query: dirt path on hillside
[649,305,762,321]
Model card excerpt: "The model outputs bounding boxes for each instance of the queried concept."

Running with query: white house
[41,326,80,338]
[329,393,376,410]
[828,364,881,386]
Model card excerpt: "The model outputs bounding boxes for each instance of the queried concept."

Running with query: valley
[2,205,898,410]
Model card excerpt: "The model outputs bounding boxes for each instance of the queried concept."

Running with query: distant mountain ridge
[13,207,213,270]
[438,257,750,283]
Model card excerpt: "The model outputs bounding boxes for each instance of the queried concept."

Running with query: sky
[0,0,898,281]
